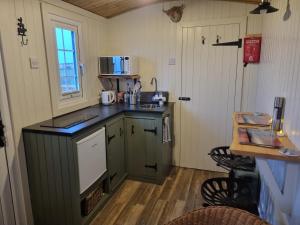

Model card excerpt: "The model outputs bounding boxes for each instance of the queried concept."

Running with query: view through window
[55,27,80,96]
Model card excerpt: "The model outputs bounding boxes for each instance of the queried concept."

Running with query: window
[55,26,81,98]
[43,8,88,116]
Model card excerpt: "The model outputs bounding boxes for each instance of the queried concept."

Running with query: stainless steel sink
[140,92,169,103]
[139,104,161,109]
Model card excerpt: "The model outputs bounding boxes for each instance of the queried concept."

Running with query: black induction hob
[40,114,98,129]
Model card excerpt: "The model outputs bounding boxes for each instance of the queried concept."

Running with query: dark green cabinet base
[23,107,174,225]
[106,116,127,191]
[125,113,173,185]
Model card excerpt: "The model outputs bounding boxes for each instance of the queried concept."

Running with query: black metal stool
[209,146,255,172]
[201,146,260,214]
[201,177,258,214]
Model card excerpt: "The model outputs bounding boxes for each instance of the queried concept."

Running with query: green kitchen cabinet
[22,103,174,225]
[125,114,172,184]
[23,124,111,225]
[106,116,127,191]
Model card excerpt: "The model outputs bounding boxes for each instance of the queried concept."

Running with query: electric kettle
[101,91,116,105]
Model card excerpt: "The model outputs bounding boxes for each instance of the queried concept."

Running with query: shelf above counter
[98,75,141,92]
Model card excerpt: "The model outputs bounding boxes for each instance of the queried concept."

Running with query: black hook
[216,35,221,44]
[17,17,28,46]
[202,36,206,45]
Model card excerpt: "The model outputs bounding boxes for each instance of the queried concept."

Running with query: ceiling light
[250,0,279,14]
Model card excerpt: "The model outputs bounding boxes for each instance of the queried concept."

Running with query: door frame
[175,17,247,167]
[0,35,16,225]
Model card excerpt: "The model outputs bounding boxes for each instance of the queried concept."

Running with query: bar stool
[201,177,258,214]
[209,146,255,172]
[201,146,260,214]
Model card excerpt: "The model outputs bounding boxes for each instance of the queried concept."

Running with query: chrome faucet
[150,77,158,93]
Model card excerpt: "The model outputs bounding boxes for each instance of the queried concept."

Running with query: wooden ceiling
[62,0,260,18]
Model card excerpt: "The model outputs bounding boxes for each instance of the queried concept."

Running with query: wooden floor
[91,167,226,225]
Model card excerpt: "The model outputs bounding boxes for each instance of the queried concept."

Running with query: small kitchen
[0,0,300,225]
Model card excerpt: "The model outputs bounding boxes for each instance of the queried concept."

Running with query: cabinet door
[126,118,145,178]
[126,118,158,179]
[143,119,158,178]
[107,118,126,191]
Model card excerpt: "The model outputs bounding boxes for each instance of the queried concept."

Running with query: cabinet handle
[120,128,123,137]
[178,97,191,101]
[131,125,135,135]
[145,163,158,172]
[110,172,117,182]
[108,134,116,144]
[144,127,157,135]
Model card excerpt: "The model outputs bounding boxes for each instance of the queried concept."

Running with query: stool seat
[201,177,258,214]
[209,146,255,171]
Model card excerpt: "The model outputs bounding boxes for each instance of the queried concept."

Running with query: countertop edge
[22,103,175,137]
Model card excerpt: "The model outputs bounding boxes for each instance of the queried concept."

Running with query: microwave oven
[99,56,138,75]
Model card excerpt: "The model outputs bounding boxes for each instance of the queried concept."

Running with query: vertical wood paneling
[23,132,83,225]
[59,136,73,225]
[256,0,300,148]
[36,134,51,225]
[0,1,107,223]
[254,1,300,224]
[68,138,81,224]
[23,133,40,224]
[29,134,44,224]
[51,136,67,225]
[0,0,49,221]
[179,21,241,171]
[0,0,264,223]
[86,18,107,103]
[43,135,56,224]
[107,0,261,165]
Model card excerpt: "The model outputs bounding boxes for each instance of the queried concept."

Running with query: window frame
[43,8,88,116]
[53,22,82,100]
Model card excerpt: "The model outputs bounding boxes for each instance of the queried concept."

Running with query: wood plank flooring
[91,167,226,225]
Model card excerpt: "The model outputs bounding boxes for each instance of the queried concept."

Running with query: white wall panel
[242,15,262,112]
[107,0,262,165]
[0,0,51,224]
[256,0,300,148]
[0,0,107,224]
[0,0,266,223]
[254,1,300,224]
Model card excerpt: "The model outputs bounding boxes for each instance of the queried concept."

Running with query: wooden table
[230,112,300,163]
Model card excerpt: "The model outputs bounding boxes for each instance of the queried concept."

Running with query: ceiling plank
[62,0,260,18]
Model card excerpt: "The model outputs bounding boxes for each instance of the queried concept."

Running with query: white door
[180,22,243,171]
[0,45,16,225]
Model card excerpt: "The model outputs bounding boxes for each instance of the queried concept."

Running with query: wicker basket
[165,206,269,225]
[81,186,103,217]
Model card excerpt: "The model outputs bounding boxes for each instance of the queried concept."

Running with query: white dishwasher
[76,127,107,194]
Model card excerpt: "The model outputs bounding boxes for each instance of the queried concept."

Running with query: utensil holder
[129,94,137,105]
